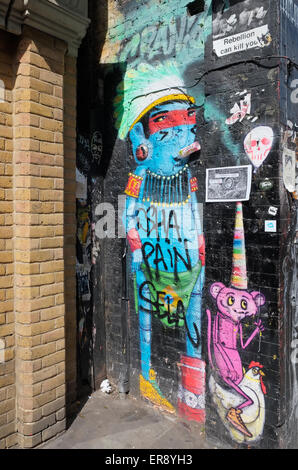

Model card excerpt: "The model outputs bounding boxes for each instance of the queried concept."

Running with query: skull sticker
[244,126,273,169]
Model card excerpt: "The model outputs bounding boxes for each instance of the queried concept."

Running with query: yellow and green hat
[114,61,195,140]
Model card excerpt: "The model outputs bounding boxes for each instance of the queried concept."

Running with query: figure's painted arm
[240,321,263,349]
[122,195,144,273]
[190,180,202,234]
[122,167,147,272]
[124,196,141,250]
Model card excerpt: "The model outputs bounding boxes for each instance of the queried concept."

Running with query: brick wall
[0,29,17,449]
[13,26,67,448]
[0,23,78,448]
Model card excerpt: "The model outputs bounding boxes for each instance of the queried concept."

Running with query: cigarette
[179,141,201,158]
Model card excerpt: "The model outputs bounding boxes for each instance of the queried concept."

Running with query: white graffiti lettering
[119,14,204,63]
[290,79,298,104]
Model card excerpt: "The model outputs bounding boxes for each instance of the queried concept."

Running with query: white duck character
[209,362,267,443]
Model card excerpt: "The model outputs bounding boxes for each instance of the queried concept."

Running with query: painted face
[147,101,197,174]
[130,101,198,175]
[244,126,273,169]
[216,287,258,322]
[210,282,265,324]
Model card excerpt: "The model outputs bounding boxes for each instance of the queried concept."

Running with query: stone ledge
[48,0,88,18]
[0,0,90,56]
[0,0,10,31]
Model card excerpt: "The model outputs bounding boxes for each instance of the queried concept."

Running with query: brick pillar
[0,30,17,449]
[13,27,68,448]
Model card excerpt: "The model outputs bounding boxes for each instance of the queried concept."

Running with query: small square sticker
[265,220,277,233]
[268,206,278,216]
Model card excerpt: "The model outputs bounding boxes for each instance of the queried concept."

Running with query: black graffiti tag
[138,280,200,349]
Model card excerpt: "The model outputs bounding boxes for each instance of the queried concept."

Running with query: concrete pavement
[41,388,219,450]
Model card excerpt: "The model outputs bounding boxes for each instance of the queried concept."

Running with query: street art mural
[103,0,215,422]
[89,0,282,449]
[203,72,275,442]
[207,202,267,442]
[76,132,105,391]
[116,61,206,419]
[76,134,94,388]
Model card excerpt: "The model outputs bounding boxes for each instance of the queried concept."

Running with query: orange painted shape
[190,177,198,192]
[125,173,143,198]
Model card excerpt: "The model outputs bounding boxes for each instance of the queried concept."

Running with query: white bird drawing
[209,362,266,443]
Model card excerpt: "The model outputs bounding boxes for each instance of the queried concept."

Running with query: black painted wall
[279,0,298,448]
[76,0,298,448]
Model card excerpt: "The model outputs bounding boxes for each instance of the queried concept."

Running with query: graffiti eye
[227,296,235,306]
[241,299,248,310]
[261,137,271,146]
[252,368,258,375]
[188,109,195,117]
[251,140,258,147]
[154,115,166,123]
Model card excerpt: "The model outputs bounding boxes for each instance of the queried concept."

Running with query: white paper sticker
[206,165,252,203]
[265,220,277,233]
[76,168,87,200]
[283,147,296,192]
[268,206,278,216]
[213,25,270,57]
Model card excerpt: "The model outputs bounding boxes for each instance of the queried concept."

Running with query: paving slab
[41,389,219,450]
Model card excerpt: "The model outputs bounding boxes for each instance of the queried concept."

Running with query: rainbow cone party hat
[231,202,248,290]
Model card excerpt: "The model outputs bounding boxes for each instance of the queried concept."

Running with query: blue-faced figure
[116,62,206,420]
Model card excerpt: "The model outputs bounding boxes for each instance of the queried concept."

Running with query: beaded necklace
[142,165,191,206]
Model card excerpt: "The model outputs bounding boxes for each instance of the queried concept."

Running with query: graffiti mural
[92,0,283,449]
[203,71,276,443]
[76,134,93,388]
[225,92,252,125]
[76,131,106,392]
[244,126,274,171]
[206,202,266,442]
[116,61,206,419]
